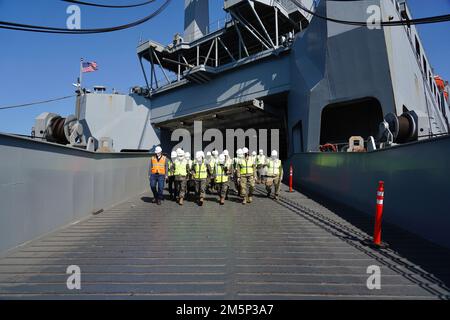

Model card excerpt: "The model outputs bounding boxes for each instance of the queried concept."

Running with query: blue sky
[0,0,449,135]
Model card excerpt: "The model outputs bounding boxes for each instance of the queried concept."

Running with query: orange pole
[373,181,385,246]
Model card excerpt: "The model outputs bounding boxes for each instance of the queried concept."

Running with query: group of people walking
[149,146,283,206]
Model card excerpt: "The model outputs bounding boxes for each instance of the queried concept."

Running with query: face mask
[178,156,184,161]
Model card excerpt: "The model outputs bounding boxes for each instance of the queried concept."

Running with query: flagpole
[76,58,83,119]
[79,58,83,91]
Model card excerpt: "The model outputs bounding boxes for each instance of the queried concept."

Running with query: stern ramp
[1,185,450,299]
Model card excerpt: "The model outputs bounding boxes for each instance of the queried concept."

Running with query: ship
[1,0,450,299]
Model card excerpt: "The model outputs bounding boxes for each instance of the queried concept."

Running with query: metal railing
[183,14,232,41]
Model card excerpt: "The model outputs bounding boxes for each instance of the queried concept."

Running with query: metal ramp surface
[0,185,449,300]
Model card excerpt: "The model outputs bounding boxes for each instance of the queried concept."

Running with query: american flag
[82,61,98,73]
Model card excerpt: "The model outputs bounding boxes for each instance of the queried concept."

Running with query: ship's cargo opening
[320,98,384,145]
[156,93,288,159]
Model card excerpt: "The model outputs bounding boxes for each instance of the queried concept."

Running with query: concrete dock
[0,184,449,299]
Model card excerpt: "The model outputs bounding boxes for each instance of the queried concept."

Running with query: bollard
[362,181,388,249]
[373,181,387,248]
[289,164,293,193]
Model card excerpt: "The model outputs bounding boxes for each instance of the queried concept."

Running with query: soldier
[148,146,168,205]
[236,147,256,205]
[256,149,266,184]
[222,150,233,200]
[233,148,244,196]
[214,154,229,205]
[210,150,219,192]
[184,152,194,199]
[265,150,283,200]
[205,151,213,194]
[251,151,257,163]
[172,148,190,205]
[191,151,209,206]
[167,150,177,201]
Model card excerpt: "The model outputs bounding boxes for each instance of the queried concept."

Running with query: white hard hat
[242,147,249,154]
[199,151,205,157]
[177,149,185,157]
[259,149,264,154]
[271,150,278,157]
[252,151,257,156]
[236,149,243,157]
[218,154,225,164]
[206,151,212,157]
[155,146,162,154]
[212,150,219,156]
[223,150,229,156]
[195,151,202,158]
[171,151,177,159]
[184,152,190,158]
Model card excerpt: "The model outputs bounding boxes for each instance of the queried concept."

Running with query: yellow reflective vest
[168,159,175,177]
[214,164,229,183]
[239,157,255,175]
[225,158,233,171]
[174,159,188,176]
[266,159,282,177]
[193,162,208,180]
[257,155,266,166]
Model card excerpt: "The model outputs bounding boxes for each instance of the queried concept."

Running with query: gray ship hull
[287,135,450,248]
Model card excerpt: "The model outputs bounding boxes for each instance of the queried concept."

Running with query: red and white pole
[373,181,385,246]
[289,164,293,193]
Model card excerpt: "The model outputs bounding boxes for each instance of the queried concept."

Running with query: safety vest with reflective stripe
[232,158,239,169]
[239,157,255,175]
[209,158,217,168]
[225,158,233,171]
[267,159,282,176]
[168,159,175,177]
[215,164,229,183]
[193,162,208,180]
[257,155,266,166]
[174,159,188,176]
[151,155,166,175]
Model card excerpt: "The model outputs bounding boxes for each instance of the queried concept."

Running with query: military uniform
[232,157,241,196]
[167,158,176,200]
[256,154,266,184]
[265,158,283,199]
[172,158,190,205]
[191,160,209,205]
[214,162,229,205]
[236,156,256,204]
[185,158,194,199]
[224,157,233,199]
